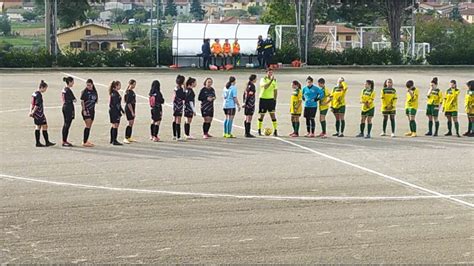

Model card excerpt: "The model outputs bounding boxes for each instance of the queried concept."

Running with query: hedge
[427,48,474,65]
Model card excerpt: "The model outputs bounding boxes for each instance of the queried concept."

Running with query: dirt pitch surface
[1,69,473,263]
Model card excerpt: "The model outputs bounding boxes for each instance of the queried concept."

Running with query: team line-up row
[29,70,474,147]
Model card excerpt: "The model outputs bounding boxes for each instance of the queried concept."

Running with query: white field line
[1,173,473,202]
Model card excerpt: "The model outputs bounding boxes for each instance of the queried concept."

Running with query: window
[85,30,91,36]
[346,35,352,41]
[70,42,82,48]
[117,42,123,49]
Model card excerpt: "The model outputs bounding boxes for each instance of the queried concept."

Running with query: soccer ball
[264,128,273,136]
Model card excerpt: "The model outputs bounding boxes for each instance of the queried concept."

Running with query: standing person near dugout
[443,80,461,137]
[30,80,55,147]
[80,79,98,147]
[404,80,419,137]
[425,77,443,136]
[464,80,474,136]
[330,77,348,137]
[257,69,278,137]
[256,35,264,68]
[61,76,76,147]
[262,35,275,69]
[380,78,397,137]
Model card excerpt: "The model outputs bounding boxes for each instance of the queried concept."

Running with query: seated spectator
[232,39,241,66]
[223,39,232,65]
[211,39,223,66]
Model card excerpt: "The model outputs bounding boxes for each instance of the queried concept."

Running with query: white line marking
[61,72,474,209]
[2,173,473,202]
[275,137,474,209]
[280,236,300,240]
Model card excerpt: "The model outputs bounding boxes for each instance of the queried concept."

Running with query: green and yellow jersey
[259,77,278,99]
[465,90,474,114]
[290,87,302,114]
[331,81,348,109]
[381,87,397,112]
[427,88,443,105]
[443,88,460,112]
[405,87,419,110]
[360,88,375,112]
[319,86,331,111]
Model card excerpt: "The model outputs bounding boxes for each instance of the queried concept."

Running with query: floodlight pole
[156,0,160,67]
[412,0,416,58]
[150,2,153,49]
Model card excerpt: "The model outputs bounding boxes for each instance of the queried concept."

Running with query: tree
[260,0,295,25]
[449,4,462,22]
[0,15,12,36]
[380,0,411,51]
[248,6,264,16]
[86,8,100,21]
[190,0,205,21]
[110,8,126,23]
[23,11,38,21]
[126,25,149,43]
[164,0,177,17]
[34,0,92,28]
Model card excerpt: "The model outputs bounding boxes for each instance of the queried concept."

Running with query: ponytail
[226,76,236,89]
[292,80,301,90]
[248,74,257,88]
[127,79,136,91]
[63,76,74,86]
[431,77,438,85]
[39,80,47,89]
[176,75,185,87]
[367,80,374,90]
[109,80,118,95]
[87,78,98,101]
[450,80,457,88]
[186,77,196,88]
[383,78,393,88]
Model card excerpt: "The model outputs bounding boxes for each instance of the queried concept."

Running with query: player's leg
[445,114,453,136]
[453,113,460,137]
[358,115,366,137]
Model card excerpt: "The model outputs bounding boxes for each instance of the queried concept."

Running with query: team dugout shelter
[172,23,271,67]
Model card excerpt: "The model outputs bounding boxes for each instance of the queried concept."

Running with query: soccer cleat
[444,132,452,136]
[304,133,311,138]
[258,129,262,136]
[433,133,438,137]
[332,133,339,136]
[228,134,236,138]
[391,133,395,138]
[424,132,432,136]
[404,132,412,136]
[365,134,371,139]
[411,132,417,137]
[203,134,209,139]
[245,134,256,138]
[289,133,298,138]
[36,143,45,147]
[223,134,229,138]
[309,133,316,138]
[356,133,364,138]
[45,142,56,147]
[273,130,278,137]
[112,141,123,146]
[456,133,461,138]
[207,133,214,138]
[62,142,73,147]
[177,138,185,142]
[172,136,177,141]
[463,131,470,136]
[380,132,387,136]
[338,134,344,137]
[319,133,327,139]
[123,138,131,144]
[150,136,154,141]
[186,135,195,140]
[128,137,137,142]
[153,136,161,142]
[82,142,94,147]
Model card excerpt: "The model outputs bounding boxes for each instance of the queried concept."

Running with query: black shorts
[151,108,162,122]
[34,116,47,126]
[109,110,121,124]
[82,109,95,121]
[223,108,236,116]
[125,108,135,121]
[173,110,183,117]
[259,99,276,114]
[62,106,75,123]
[304,107,317,118]
[244,107,255,116]
[201,108,214,118]
[184,110,194,118]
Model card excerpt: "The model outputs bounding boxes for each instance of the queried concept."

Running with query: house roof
[57,23,112,35]
[461,8,474,16]
[6,8,24,14]
[315,23,356,35]
[82,34,128,42]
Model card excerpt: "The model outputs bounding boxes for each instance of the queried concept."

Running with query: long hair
[186,77,196,88]
[226,76,236,89]
[292,80,301,90]
[248,74,257,87]
[86,78,98,101]
[63,76,74,86]
[450,79,457,88]
[150,80,161,96]
[366,80,374,90]
[127,79,136,91]
[383,78,393,88]
[109,80,120,95]
[39,80,47,89]
[431,77,438,85]
[176,75,185,87]
[203,77,213,87]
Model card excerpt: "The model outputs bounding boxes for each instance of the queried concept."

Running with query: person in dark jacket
[263,34,275,69]
[201,39,211,70]
[257,35,264,69]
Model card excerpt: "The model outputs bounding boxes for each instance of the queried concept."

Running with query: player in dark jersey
[172,75,186,141]
[198,78,216,139]
[80,79,98,147]
[61,76,76,147]
[30,80,55,147]
[243,74,257,137]
[149,80,165,142]
[184,77,197,140]
[109,80,124,145]
[123,79,137,144]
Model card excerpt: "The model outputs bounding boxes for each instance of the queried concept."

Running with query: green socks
[321,120,326,134]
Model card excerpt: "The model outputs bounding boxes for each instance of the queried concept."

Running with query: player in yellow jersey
[425,77,443,136]
[258,68,278,136]
[463,80,474,136]
[330,77,348,137]
[380,78,397,137]
[317,78,331,138]
[356,80,375,139]
[405,80,419,137]
[289,80,303,137]
[443,80,461,137]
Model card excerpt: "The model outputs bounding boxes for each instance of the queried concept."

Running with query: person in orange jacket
[232,39,241,66]
[211,39,223,66]
[222,39,232,65]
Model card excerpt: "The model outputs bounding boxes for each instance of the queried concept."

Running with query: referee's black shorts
[259,98,276,114]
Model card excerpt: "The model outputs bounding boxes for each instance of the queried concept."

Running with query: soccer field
[1,69,473,263]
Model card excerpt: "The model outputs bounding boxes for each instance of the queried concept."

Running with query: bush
[427,48,474,65]
[274,45,299,64]
[0,48,53,67]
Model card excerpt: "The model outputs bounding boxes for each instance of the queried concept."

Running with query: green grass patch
[0,36,45,48]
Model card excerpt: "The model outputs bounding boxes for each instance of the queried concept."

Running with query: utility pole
[45,0,58,58]
[45,0,51,51]
[150,1,153,49]
[156,0,160,67]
